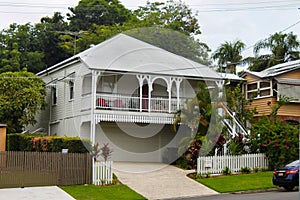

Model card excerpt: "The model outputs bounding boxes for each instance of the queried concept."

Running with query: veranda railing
[95,93,182,113]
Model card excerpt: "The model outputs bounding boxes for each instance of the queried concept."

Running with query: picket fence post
[93,160,113,185]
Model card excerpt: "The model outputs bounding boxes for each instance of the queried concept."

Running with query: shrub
[7,133,45,151]
[222,166,232,176]
[203,172,211,178]
[195,173,203,179]
[261,168,267,172]
[100,143,113,161]
[7,134,89,153]
[240,167,251,174]
[175,158,192,170]
[253,167,259,173]
[249,116,299,169]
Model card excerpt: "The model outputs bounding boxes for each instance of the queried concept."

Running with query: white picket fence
[197,153,268,174]
[93,161,113,185]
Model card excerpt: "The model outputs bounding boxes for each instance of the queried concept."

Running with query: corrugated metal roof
[243,59,300,78]
[39,34,222,80]
[218,73,244,81]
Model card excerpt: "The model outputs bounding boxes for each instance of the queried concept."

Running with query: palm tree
[212,40,246,74]
[248,32,300,71]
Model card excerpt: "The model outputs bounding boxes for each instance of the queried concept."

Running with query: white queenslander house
[32,33,224,162]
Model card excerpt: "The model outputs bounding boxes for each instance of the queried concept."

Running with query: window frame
[69,80,74,100]
[246,80,272,100]
[52,84,58,106]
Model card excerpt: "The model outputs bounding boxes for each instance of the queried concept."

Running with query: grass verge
[60,184,146,200]
[195,171,277,193]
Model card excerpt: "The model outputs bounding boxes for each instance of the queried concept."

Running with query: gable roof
[39,33,221,80]
[241,59,300,79]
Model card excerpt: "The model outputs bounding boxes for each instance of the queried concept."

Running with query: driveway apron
[113,162,218,200]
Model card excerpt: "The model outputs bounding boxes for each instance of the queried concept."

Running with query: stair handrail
[219,102,249,136]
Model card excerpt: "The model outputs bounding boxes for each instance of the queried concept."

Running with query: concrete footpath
[0,186,74,200]
[113,162,218,200]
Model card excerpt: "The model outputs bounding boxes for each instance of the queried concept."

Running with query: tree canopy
[0,70,46,133]
[212,40,246,74]
[247,32,300,71]
[67,0,132,31]
[133,0,201,36]
[125,27,211,65]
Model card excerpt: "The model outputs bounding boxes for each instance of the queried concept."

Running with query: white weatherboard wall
[197,154,268,174]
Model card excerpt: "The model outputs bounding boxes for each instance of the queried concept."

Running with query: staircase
[221,103,249,137]
[217,102,249,155]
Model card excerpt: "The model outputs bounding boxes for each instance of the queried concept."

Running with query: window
[278,84,300,102]
[52,86,57,105]
[69,81,74,100]
[246,81,272,99]
[247,83,257,91]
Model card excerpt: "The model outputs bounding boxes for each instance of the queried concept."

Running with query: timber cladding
[0,151,92,188]
[245,97,276,116]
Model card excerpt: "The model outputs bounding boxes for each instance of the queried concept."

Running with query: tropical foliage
[225,83,256,126]
[212,40,246,74]
[247,32,300,71]
[174,81,224,168]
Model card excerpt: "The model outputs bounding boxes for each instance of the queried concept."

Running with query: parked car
[273,160,299,191]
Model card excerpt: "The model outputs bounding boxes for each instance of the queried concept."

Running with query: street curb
[230,187,281,194]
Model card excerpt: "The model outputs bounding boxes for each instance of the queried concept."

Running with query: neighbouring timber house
[241,60,300,124]
[30,33,227,162]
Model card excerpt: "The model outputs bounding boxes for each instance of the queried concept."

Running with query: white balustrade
[95,93,183,113]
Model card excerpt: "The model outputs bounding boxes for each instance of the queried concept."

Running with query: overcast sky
[0,0,299,58]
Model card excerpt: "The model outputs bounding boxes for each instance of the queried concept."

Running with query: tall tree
[248,32,300,71]
[125,27,211,65]
[0,23,45,73]
[133,0,201,36]
[36,12,71,67]
[0,70,46,133]
[67,0,132,31]
[60,0,211,64]
[212,40,246,74]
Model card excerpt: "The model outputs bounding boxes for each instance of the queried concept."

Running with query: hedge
[6,134,90,153]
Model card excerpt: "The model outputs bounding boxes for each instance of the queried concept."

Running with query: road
[174,190,299,200]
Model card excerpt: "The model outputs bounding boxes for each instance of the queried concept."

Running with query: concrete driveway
[113,162,218,200]
[0,186,74,200]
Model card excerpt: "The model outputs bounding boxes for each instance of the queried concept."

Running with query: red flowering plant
[247,96,299,169]
[248,116,299,170]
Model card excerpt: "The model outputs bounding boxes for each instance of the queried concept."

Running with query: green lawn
[60,184,146,200]
[196,172,277,193]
